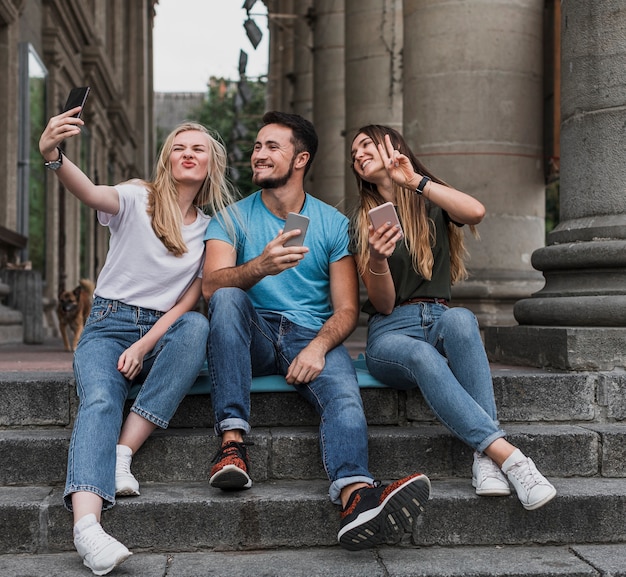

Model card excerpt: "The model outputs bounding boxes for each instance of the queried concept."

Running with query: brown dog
[57,279,95,352]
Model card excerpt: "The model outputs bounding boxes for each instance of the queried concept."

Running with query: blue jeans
[366,302,506,453]
[64,297,209,511]
[207,288,374,504]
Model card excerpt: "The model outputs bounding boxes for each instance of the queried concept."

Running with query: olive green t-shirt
[358,204,454,317]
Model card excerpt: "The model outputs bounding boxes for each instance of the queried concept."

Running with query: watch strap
[44,147,63,170]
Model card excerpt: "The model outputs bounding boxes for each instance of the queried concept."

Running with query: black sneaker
[338,473,431,551]
[209,441,253,490]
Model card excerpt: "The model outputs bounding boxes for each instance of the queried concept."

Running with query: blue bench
[128,355,385,399]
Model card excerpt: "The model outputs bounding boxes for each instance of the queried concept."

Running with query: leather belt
[400,297,449,307]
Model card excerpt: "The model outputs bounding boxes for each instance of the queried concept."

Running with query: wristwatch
[415,175,431,196]
[44,147,63,170]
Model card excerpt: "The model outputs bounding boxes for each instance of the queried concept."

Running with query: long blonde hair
[350,125,473,284]
[147,122,238,256]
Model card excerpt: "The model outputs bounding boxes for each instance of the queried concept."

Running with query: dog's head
[58,289,80,314]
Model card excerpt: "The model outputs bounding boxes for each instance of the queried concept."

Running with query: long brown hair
[147,122,238,256]
[350,124,473,284]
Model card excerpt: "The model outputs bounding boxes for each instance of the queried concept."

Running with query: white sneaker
[502,449,557,510]
[74,514,132,575]
[115,444,140,496]
[472,451,511,496]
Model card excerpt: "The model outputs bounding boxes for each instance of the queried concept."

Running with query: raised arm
[378,134,485,225]
[39,108,120,214]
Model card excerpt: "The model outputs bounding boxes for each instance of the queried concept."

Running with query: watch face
[45,149,63,170]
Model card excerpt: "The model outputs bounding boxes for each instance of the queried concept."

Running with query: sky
[153,0,269,92]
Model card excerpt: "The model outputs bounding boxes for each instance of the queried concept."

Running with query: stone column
[0,3,20,231]
[344,0,403,209]
[402,0,546,326]
[291,0,314,120]
[266,0,295,112]
[486,0,626,370]
[311,0,345,208]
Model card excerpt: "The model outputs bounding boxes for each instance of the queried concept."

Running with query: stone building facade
[0,0,156,342]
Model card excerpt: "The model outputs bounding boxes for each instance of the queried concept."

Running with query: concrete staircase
[1,357,626,576]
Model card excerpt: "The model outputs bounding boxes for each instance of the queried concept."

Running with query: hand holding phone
[283,212,310,247]
[63,87,90,118]
[368,202,403,238]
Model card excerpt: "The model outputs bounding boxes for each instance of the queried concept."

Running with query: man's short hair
[262,111,318,175]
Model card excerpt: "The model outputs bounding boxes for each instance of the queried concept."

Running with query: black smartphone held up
[63,86,90,118]
[368,201,404,238]
[283,212,310,247]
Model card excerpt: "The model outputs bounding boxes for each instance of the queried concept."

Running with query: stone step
[1,543,625,577]
[2,478,626,555]
[1,366,621,429]
[2,423,621,486]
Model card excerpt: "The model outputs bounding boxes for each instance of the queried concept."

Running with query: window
[17,43,48,272]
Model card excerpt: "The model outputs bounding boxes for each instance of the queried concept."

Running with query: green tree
[192,76,266,199]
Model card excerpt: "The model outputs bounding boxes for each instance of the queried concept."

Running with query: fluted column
[291,0,314,119]
[486,0,626,370]
[311,0,345,209]
[402,0,546,326]
[344,0,403,209]
[266,0,295,112]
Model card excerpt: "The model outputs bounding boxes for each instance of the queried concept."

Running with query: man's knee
[208,287,248,315]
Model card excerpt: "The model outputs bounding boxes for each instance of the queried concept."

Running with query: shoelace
[79,525,117,555]
[508,458,544,489]
[117,458,132,476]
[476,454,503,480]
[211,440,254,464]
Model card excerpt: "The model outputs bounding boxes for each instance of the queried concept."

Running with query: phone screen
[283,212,310,247]
[63,87,90,118]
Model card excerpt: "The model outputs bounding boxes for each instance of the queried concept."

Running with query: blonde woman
[40,109,237,575]
[349,124,556,513]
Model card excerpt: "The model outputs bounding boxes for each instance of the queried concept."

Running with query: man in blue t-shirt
[202,111,430,550]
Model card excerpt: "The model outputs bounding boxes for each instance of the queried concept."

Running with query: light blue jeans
[366,302,506,453]
[207,288,374,504]
[64,297,209,511]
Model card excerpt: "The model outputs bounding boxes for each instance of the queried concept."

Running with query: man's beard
[253,157,295,189]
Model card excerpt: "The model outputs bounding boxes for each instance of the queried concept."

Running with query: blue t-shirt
[205,191,350,331]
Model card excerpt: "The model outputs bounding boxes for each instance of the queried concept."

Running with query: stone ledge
[485,325,626,370]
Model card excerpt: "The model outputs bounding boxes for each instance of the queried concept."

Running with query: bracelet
[415,175,431,196]
[368,267,390,276]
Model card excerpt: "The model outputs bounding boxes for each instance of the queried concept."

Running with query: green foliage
[545,178,560,239]
[191,77,267,198]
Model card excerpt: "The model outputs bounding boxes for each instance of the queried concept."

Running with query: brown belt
[400,297,449,307]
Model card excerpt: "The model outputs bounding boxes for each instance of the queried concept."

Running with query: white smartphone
[283,212,310,247]
[368,202,403,238]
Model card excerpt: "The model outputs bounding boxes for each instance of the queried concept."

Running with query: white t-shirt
[94,181,210,312]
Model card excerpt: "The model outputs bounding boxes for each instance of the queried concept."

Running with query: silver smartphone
[368,202,403,238]
[283,212,310,247]
[63,86,90,118]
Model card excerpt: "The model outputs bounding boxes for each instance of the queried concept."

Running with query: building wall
[0,0,156,338]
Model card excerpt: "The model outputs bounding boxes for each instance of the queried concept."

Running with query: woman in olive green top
[349,124,556,511]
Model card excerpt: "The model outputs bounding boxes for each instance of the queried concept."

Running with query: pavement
[0,329,368,374]
[0,338,74,373]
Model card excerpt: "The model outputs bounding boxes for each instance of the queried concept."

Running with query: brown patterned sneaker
[338,473,431,551]
[209,440,253,490]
